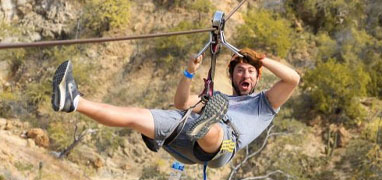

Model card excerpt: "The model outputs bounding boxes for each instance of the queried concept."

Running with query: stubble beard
[232,81,255,96]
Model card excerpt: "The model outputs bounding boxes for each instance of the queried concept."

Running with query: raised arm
[174,55,204,112]
[263,57,300,109]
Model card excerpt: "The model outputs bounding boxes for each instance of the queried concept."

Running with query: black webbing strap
[164,100,203,145]
[200,34,220,102]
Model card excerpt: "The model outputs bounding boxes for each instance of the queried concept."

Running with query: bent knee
[200,124,223,143]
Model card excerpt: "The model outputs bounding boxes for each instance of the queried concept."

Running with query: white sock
[73,95,80,112]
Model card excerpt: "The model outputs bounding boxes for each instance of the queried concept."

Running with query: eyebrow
[236,65,256,70]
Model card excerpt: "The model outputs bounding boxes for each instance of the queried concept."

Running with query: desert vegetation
[0,0,381,179]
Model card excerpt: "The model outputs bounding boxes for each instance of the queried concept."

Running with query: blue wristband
[183,70,195,79]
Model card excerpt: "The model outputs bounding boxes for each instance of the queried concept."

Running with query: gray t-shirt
[144,90,278,167]
[225,90,278,150]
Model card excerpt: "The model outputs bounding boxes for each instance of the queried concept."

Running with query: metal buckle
[196,11,242,58]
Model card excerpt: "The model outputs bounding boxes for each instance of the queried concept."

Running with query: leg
[196,123,224,153]
[77,97,155,139]
[51,60,155,138]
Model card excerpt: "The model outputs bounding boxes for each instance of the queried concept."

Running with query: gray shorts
[141,109,237,168]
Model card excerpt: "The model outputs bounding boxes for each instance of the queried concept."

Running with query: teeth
[241,82,249,87]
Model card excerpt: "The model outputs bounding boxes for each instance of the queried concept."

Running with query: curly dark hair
[228,48,265,79]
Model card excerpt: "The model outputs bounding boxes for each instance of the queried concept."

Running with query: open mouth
[240,81,250,90]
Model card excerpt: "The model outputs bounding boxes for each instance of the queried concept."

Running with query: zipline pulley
[197,11,243,102]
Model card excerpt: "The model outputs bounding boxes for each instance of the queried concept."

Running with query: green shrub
[0,21,26,71]
[0,92,29,119]
[140,164,167,180]
[154,20,209,70]
[0,20,21,38]
[339,139,382,179]
[41,46,81,66]
[25,81,50,106]
[362,116,382,144]
[0,49,26,76]
[337,28,375,63]
[368,60,382,98]
[235,9,293,58]
[364,0,382,40]
[41,46,95,88]
[190,0,216,21]
[48,121,74,151]
[14,161,34,172]
[302,60,370,125]
[314,32,337,61]
[0,101,11,118]
[156,0,188,8]
[19,46,93,111]
[284,0,365,34]
[83,0,130,35]
[0,91,17,101]
[93,127,123,152]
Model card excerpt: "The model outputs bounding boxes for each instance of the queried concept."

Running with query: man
[51,48,300,168]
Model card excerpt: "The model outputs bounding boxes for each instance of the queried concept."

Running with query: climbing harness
[187,10,243,140]
[196,11,243,101]
[165,9,244,144]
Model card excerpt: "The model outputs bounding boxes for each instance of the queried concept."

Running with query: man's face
[231,63,258,96]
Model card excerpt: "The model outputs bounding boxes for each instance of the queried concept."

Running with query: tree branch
[227,125,291,180]
[58,125,97,159]
[241,170,292,180]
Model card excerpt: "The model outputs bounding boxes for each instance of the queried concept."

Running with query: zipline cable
[0,28,215,49]
[225,0,248,22]
[0,0,249,50]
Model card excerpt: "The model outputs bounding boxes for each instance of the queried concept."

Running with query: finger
[200,51,206,56]
[192,55,201,64]
[197,54,203,62]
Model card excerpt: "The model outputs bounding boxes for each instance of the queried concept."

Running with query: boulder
[1,0,16,21]
[26,128,50,148]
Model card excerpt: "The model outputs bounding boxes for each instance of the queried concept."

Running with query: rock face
[0,0,78,41]
[0,0,16,21]
[26,128,50,148]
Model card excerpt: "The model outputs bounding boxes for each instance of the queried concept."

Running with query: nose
[243,70,250,78]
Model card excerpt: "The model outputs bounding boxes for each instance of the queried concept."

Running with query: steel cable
[225,0,249,22]
[0,0,249,49]
[0,28,215,49]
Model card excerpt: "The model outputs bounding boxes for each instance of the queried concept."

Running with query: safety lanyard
[196,11,243,103]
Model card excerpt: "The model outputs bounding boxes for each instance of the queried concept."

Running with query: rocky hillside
[1,0,382,180]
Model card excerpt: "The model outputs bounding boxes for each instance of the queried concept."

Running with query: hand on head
[239,48,265,71]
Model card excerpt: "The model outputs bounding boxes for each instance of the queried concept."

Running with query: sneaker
[51,60,80,112]
[187,92,229,141]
